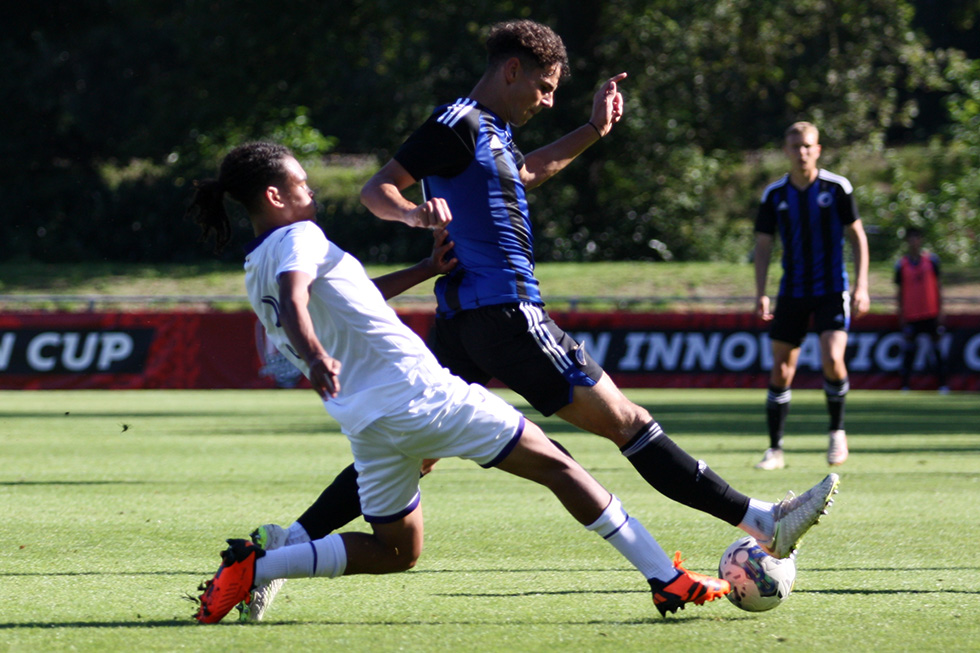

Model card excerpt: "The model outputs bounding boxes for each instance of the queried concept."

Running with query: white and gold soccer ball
[718,536,796,612]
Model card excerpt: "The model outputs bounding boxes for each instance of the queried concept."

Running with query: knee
[390,552,420,572]
[386,543,422,573]
[772,365,793,386]
[370,528,424,574]
[526,447,584,488]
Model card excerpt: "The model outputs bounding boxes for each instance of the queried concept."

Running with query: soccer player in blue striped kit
[753,121,871,470]
[231,20,840,622]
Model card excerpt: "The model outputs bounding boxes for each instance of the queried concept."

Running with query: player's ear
[265,185,284,208]
[503,56,521,83]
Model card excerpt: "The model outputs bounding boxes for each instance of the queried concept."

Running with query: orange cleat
[649,551,731,617]
[194,539,265,624]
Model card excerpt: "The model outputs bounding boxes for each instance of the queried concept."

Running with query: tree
[2,1,977,265]
[535,0,954,263]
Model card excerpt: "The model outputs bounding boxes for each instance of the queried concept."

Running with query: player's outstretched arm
[372,227,458,300]
[522,73,627,190]
[361,159,452,229]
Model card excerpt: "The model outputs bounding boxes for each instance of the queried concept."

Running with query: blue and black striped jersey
[755,170,859,298]
[395,99,541,318]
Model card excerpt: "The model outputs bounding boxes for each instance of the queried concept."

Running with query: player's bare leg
[556,373,651,447]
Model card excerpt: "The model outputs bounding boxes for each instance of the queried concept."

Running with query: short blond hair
[785,121,819,141]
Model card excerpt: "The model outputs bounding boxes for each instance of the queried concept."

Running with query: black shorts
[770,293,850,347]
[428,302,604,416]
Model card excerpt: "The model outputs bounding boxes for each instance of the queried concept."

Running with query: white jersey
[244,220,441,434]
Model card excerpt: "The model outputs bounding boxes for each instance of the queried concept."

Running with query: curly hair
[185,142,292,253]
[486,19,569,80]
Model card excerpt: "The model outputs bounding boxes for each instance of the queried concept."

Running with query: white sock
[285,521,311,545]
[738,498,775,542]
[585,495,676,582]
[254,533,347,585]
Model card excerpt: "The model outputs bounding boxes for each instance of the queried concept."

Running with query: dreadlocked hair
[185,141,292,253]
[486,19,569,80]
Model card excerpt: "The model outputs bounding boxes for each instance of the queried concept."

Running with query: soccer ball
[718,536,796,612]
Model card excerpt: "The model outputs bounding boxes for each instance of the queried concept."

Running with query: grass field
[1,388,977,652]
[2,259,979,313]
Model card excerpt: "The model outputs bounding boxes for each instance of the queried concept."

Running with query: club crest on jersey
[817,191,834,207]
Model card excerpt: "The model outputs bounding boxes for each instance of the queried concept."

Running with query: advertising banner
[1,311,977,391]
[556,312,980,391]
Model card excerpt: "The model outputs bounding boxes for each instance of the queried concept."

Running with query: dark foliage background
[4,1,979,265]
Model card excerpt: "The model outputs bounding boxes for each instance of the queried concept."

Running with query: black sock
[824,377,848,431]
[932,337,947,387]
[296,463,362,540]
[766,385,791,450]
[902,335,915,388]
[621,420,750,526]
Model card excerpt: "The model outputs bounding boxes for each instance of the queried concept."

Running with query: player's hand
[756,296,773,321]
[407,197,452,229]
[851,288,870,319]
[420,459,441,476]
[589,72,627,137]
[427,227,458,275]
[307,353,342,399]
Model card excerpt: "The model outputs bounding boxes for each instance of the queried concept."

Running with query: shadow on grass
[538,400,980,438]
[0,615,710,628]
[0,411,293,419]
[5,564,975,580]
[799,588,980,595]
[0,620,190,629]
[689,444,980,456]
[0,480,147,486]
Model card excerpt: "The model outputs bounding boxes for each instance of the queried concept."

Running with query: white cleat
[754,448,786,470]
[827,430,848,466]
[237,524,288,622]
[758,473,840,559]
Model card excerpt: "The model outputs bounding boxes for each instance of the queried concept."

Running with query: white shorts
[349,366,524,523]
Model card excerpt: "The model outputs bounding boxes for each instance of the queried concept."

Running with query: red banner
[1,311,977,391]
[0,312,261,390]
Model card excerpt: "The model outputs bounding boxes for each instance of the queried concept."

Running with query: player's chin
[515,112,536,126]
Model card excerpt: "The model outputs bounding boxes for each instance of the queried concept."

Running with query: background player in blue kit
[753,121,870,470]
[237,20,840,621]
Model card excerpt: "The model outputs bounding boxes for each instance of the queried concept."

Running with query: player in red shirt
[894,226,948,392]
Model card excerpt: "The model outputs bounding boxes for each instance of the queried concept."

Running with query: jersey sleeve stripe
[818,169,853,194]
[760,175,789,202]
[437,98,478,128]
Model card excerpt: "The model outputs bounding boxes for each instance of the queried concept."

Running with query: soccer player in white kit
[187,142,736,623]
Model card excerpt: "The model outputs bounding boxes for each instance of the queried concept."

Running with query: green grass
[1,388,978,651]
